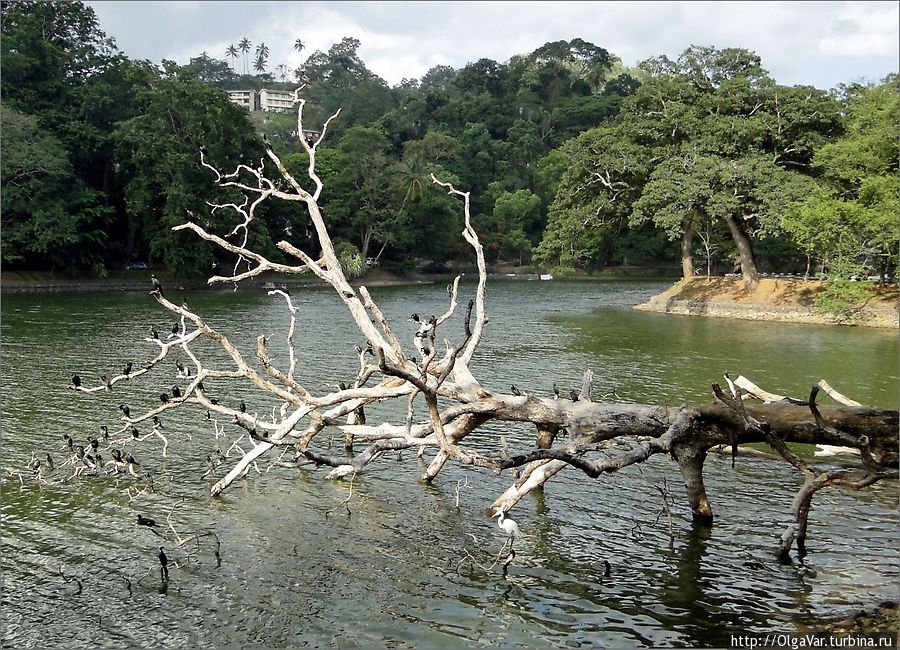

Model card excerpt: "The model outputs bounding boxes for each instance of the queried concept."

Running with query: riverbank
[634,277,898,328]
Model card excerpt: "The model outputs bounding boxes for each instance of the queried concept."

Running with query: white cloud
[86,1,898,90]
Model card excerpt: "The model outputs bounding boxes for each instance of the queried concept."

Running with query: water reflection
[1,281,897,648]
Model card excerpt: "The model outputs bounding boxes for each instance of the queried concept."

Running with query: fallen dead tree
[59,88,897,564]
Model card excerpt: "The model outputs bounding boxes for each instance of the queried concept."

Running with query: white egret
[493,509,522,540]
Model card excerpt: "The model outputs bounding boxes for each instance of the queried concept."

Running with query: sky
[84,1,899,90]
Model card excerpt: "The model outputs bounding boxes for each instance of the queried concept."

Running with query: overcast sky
[84,1,898,90]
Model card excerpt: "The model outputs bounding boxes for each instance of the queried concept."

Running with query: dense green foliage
[2,2,896,283]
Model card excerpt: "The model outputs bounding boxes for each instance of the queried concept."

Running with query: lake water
[1,280,897,648]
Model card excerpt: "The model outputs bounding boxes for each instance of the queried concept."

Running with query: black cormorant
[170,323,179,336]
[151,275,163,294]
[160,392,170,404]
[111,449,123,463]
[171,385,181,399]
[511,385,522,397]
[74,445,85,460]
[46,453,54,470]
[123,362,133,376]
[101,425,109,441]
[569,390,579,402]
[71,374,82,388]
[131,426,140,439]
[65,435,74,452]
[239,400,246,413]
[158,547,169,579]
[552,383,560,399]
[88,436,99,451]
[153,416,163,429]
[137,514,157,527]
[124,453,139,466]
[149,325,159,340]
[119,403,130,418]
[409,313,420,322]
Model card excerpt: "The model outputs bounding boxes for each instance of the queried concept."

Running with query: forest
[2,1,897,285]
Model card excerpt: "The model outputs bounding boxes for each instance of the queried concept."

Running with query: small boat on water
[540,274,554,281]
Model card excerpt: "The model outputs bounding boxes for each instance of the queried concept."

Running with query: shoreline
[634,277,898,329]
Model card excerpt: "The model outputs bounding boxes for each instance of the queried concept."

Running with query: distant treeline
[2,1,896,283]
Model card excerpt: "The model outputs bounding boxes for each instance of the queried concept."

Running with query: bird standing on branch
[119,403,131,418]
[71,374,81,389]
[493,510,522,540]
[172,385,182,399]
[123,362,133,376]
[511,385,523,397]
[158,547,169,580]
[151,275,163,294]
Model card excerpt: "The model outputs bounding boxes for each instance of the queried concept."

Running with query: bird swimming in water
[123,362,132,376]
[171,385,181,399]
[151,275,163,294]
[153,416,163,429]
[71,374,81,388]
[160,392,169,404]
[119,403,130,418]
[137,514,157,527]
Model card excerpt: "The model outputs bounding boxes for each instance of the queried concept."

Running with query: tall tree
[225,43,238,71]
[238,37,251,74]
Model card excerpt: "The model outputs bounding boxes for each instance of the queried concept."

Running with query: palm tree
[225,44,238,71]
[394,155,429,208]
[238,37,251,74]
[255,42,269,63]
[293,38,304,54]
[276,64,287,82]
[254,55,268,75]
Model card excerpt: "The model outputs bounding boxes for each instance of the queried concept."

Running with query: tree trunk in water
[722,213,758,288]
[681,218,695,280]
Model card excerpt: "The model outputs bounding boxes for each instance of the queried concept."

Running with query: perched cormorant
[46,453,54,471]
[88,436,99,451]
[71,374,82,388]
[74,445,85,460]
[137,514,157,527]
[158,547,169,579]
[100,425,109,441]
[64,434,75,452]
[123,362,133,376]
[119,403,130,418]
[511,385,522,397]
[149,325,159,340]
[131,426,140,439]
[552,383,560,399]
[209,398,219,405]
[342,290,355,299]
[170,323,179,336]
[124,453,139,466]
[153,416,163,429]
[409,313,420,323]
[205,410,211,420]
[151,275,163,294]
[100,375,111,389]
[239,400,246,413]
[111,449,123,463]
[95,453,103,467]
[175,360,186,375]
[160,392,170,404]
[200,145,208,156]
[171,385,182,399]
[569,390,579,402]
[262,133,271,148]
[197,382,205,392]
[181,298,189,311]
